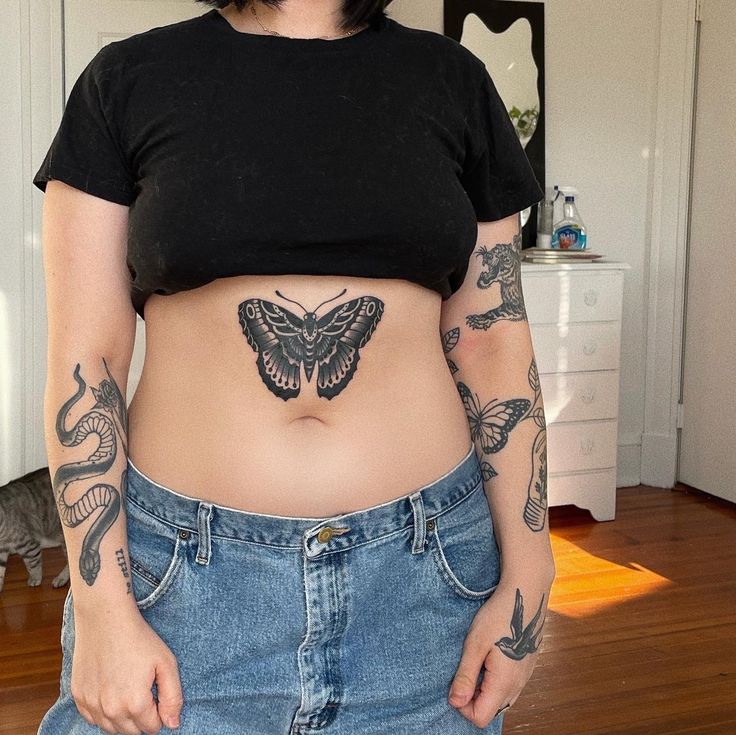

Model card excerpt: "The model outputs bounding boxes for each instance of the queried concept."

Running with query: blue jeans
[38,444,504,734]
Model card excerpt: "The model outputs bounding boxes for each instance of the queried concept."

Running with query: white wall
[536,0,664,486]
[392,0,665,486]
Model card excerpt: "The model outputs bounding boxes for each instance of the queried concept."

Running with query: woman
[33,0,555,733]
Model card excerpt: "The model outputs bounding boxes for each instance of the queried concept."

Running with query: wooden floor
[1,484,734,734]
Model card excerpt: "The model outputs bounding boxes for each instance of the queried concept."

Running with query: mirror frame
[444,0,546,249]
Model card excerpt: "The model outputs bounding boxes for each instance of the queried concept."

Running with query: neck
[232,0,359,39]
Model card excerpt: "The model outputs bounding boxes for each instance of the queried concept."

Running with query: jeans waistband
[124,444,482,556]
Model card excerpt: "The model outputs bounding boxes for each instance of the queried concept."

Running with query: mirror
[444,0,546,249]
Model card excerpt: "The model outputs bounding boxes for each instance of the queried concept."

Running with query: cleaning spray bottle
[551,185,588,250]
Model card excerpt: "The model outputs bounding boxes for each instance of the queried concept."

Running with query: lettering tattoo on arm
[466,233,528,330]
[238,289,384,401]
[53,358,128,586]
[115,547,132,594]
[495,588,546,661]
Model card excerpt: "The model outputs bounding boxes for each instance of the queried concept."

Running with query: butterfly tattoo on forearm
[457,381,530,481]
[238,289,384,401]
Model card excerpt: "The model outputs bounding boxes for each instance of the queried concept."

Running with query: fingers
[72,676,167,735]
[67,612,184,734]
[450,623,526,729]
[75,693,159,735]
[155,653,184,730]
[448,625,487,708]
[129,687,165,735]
[455,657,517,728]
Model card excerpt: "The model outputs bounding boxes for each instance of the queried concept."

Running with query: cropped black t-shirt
[32,9,544,320]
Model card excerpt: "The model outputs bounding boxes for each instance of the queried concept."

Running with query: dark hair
[194,0,393,35]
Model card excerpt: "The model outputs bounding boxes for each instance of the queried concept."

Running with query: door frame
[13,0,65,482]
[641,0,699,488]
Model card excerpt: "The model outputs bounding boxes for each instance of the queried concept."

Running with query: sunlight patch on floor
[547,535,674,618]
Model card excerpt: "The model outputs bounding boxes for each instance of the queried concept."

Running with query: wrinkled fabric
[32,10,542,320]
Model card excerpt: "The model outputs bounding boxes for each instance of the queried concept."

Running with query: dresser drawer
[523,271,624,325]
[531,322,622,372]
[547,420,618,472]
[539,371,620,422]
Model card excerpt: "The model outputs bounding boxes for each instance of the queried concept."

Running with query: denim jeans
[38,443,504,734]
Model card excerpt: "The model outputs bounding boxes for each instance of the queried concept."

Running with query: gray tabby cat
[0,467,69,592]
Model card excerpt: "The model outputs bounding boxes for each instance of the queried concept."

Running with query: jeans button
[317,527,334,543]
[426,519,435,531]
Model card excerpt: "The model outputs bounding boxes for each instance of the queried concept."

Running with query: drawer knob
[579,386,595,403]
[583,341,597,355]
[584,289,598,306]
[580,437,595,454]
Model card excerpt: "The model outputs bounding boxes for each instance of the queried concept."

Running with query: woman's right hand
[70,604,183,735]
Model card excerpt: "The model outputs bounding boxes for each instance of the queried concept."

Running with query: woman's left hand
[448,577,552,728]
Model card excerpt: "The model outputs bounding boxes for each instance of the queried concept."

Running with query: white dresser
[521,260,631,521]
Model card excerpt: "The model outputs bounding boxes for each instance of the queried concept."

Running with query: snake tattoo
[53,359,128,586]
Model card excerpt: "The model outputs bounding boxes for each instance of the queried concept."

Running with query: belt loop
[409,491,426,554]
[195,502,213,566]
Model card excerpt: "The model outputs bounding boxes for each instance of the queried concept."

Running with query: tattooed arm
[42,183,138,611]
[41,181,183,732]
[439,212,555,728]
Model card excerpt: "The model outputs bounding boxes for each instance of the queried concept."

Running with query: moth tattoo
[238,289,384,401]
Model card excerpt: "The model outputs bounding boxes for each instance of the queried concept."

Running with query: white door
[63,1,202,399]
[678,0,736,502]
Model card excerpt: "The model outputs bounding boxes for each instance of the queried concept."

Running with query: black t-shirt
[32,9,544,320]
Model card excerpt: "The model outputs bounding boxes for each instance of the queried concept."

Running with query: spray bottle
[551,185,587,250]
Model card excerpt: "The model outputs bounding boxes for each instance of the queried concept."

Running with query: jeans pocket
[426,481,501,601]
[125,497,187,611]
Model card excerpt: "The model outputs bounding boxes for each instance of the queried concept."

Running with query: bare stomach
[126,273,472,517]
